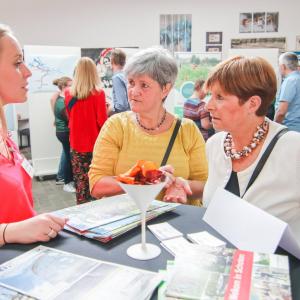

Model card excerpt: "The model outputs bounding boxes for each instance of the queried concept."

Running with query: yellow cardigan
[89,112,208,206]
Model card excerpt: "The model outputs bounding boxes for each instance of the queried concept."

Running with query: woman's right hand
[163,177,192,204]
[159,164,175,188]
[5,214,68,244]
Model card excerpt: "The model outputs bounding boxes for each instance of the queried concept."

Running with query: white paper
[187,231,226,248]
[203,188,300,259]
[148,222,183,241]
[160,237,192,256]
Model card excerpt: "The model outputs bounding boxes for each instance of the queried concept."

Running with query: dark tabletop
[1,205,299,299]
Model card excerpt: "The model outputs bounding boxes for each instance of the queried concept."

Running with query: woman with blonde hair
[65,57,107,204]
[0,23,66,245]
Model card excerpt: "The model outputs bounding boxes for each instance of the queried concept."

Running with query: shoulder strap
[160,118,182,167]
[67,97,78,111]
[242,127,289,198]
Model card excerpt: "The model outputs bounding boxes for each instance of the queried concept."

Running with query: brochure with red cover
[162,246,291,300]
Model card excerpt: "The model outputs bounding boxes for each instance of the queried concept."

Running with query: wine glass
[118,181,166,260]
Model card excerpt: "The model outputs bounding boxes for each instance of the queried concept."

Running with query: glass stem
[141,210,146,250]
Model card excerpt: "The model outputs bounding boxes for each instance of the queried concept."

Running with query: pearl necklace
[136,109,167,131]
[224,120,269,160]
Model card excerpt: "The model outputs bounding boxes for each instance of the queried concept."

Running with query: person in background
[51,76,75,193]
[183,79,213,141]
[274,52,300,132]
[89,47,208,206]
[65,57,108,204]
[50,89,65,185]
[0,24,66,245]
[110,48,130,114]
[203,55,300,224]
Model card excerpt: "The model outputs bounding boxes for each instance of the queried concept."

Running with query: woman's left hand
[163,177,192,204]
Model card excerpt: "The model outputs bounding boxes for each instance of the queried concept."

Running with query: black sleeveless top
[224,171,240,197]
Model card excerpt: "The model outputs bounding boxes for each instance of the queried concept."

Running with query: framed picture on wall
[266,12,279,32]
[239,13,252,33]
[231,37,286,52]
[206,45,222,52]
[253,12,265,33]
[206,32,222,45]
[160,14,192,52]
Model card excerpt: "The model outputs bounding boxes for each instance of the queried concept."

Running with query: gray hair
[124,47,178,88]
[279,52,299,71]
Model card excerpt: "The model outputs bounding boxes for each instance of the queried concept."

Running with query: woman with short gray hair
[89,47,208,205]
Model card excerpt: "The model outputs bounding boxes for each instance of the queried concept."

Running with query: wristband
[2,224,9,245]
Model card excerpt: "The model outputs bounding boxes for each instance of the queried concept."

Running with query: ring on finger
[47,228,56,238]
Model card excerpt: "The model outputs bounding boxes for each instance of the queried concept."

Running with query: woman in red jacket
[65,57,107,204]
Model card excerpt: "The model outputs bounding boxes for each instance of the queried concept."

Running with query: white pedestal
[127,243,161,260]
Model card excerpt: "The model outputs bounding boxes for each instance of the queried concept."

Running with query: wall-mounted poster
[266,12,279,32]
[239,13,252,33]
[160,14,192,52]
[26,55,78,93]
[81,48,139,89]
[231,37,286,52]
[253,12,265,33]
[206,32,222,45]
[174,52,222,99]
[81,47,139,102]
[81,48,113,89]
[239,12,279,33]
[206,45,222,52]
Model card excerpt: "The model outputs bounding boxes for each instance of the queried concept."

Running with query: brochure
[0,246,162,300]
[52,194,179,243]
[158,246,292,300]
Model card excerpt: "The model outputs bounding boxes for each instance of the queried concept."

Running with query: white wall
[1,0,300,58]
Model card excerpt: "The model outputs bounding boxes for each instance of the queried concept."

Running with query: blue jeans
[56,131,73,184]
[57,151,66,181]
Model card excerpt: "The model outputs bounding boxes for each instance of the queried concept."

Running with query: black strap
[160,119,181,166]
[242,128,289,198]
[67,97,78,111]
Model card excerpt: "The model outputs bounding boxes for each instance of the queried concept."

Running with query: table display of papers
[158,246,292,300]
[0,246,162,300]
[53,194,179,243]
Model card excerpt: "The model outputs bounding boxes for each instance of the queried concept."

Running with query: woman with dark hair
[51,76,75,193]
[184,79,213,141]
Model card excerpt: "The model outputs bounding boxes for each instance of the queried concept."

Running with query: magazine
[53,194,179,243]
[0,246,162,300]
[159,246,292,300]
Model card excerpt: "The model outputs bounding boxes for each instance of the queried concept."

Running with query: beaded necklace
[224,120,269,160]
[136,109,167,131]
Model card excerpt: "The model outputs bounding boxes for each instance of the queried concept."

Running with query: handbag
[241,127,289,197]
[160,118,181,167]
